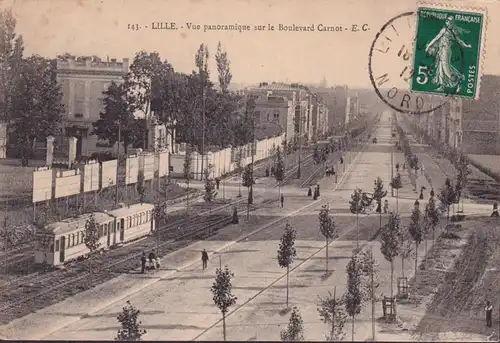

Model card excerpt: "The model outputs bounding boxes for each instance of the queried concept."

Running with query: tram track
[0,149,321,323]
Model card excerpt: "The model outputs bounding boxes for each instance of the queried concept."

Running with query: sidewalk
[0,192,323,340]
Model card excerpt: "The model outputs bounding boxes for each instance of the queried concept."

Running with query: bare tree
[277,222,297,308]
[318,204,338,274]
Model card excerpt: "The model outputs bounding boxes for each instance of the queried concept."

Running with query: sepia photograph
[0,0,499,341]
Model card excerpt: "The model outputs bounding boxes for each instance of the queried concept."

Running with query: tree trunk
[415,243,419,279]
[371,269,375,341]
[325,237,329,273]
[238,173,242,197]
[356,212,359,249]
[401,257,405,279]
[286,264,289,308]
[186,180,190,216]
[396,189,399,212]
[222,312,227,341]
[424,237,428,270]
[379,208,382,231]
[351,315,355,341]
[390,259,394,300]
[278,182,281,203]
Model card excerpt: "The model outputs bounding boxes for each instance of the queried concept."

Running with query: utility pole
[3,201,7,276]
[115,124,121,207]
[201,86,206,181]
[247,108,255,220]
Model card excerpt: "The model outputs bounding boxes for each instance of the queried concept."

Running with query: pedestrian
[492,202,499,217]
[316,184,321,197]
[280,194,284,208]
[430,188,435,198]
[485,300,493,327]
[383,199,389,214]
[141,251,147,274]
[421,164,425,176]
[307,187,312,197]
[340,156,344,164]
[148,251,156,271]
[395,163,400,172]
[215,178,220,190]
[265,167,270,177]
[271,166,275,176]
[202,249,209,270]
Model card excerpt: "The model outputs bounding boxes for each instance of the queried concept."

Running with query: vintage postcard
[0,0,499,341]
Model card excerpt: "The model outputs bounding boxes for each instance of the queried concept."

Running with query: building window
[74,113,83,118]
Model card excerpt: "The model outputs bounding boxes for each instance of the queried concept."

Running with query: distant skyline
[4,0,499,89]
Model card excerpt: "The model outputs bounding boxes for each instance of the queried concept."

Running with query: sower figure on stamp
[485,300,493,327]
[424,16,472,92]
[201,249,209,270]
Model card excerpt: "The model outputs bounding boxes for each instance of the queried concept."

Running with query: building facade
[254,94,295,142]
[56,57,129,158]
[414,75,500,155]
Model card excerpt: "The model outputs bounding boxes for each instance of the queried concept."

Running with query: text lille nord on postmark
[411,5,487,99]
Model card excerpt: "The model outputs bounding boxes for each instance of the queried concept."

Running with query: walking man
[485,300,493,327]
[202,249,209,270]
[141,251,147,274]
[395,163,400,172]
[492,202,499,217]
[280,194,284,208]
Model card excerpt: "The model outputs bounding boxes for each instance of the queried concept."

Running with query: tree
[234,147,244,197]
[115,300,146,341]
[349,188,371,249]
[379,212,402,303]
[183,146,193,215]
[455,154,471,213]
[203,165,217,202]
[408,204,423,278]
[277,222,297,308]
[0,8,23,123]
[344,253,363,341]
[215,41,232,93]
[437,178,456,227]
[152,200,167,254]
[425,196,440,242]
[10,55,64,166]
[357,247,379,341]
[280,306,304,341]
[275,146,285,199]
[390,174,403,212]
[398,223,413,279]
[372,177,388,230]
[84,213,101,279]
[92,81,144,155]
[136,170,146,203]
[241,163,255,206]
[211,265,237,341]
[318,204,338,273]
[317,287,347,341]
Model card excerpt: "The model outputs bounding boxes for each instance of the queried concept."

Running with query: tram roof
[44,212,113,236]
[108,202,155,218]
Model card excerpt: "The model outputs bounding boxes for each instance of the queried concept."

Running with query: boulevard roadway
[0,111,479,341]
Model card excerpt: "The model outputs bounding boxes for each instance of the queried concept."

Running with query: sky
[4,0,500,88]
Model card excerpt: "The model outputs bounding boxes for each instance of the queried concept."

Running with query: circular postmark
[368,11,465,115]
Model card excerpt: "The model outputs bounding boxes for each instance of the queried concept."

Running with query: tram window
[104,223,108,235]
[133,214,137,226]
[146,211,149,222]
[67,235,71,248]
[75,232,79,245]
[120,218,125,229]
[128,216,132,228]
[98,225,103,237]
[55,239,60,252]
[72,234,76,246]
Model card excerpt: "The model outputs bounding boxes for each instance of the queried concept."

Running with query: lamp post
[115,122,121,208]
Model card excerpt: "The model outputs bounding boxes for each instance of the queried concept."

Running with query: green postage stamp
[411,3,487,99]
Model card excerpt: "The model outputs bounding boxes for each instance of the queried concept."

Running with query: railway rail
[0,129,377,324]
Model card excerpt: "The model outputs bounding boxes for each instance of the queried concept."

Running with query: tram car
[35,203,155,266]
